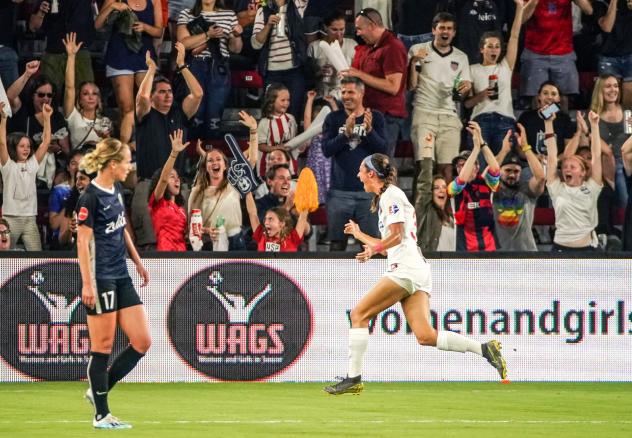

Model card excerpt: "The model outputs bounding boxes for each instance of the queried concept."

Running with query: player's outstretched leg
[482,340,507,379]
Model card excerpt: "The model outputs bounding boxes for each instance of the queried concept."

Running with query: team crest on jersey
[451,61,459,71]
[77,207,88,221]
[388,204,399,215]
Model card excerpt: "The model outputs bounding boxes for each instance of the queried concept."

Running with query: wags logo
[168,262,312,381]
[0,263,89,380]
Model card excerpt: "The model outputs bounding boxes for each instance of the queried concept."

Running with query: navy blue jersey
[76,182,129,279]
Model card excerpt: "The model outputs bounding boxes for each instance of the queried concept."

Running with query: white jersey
[378,185,425,268]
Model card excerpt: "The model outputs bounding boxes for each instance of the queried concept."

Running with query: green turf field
[1,382,631,437]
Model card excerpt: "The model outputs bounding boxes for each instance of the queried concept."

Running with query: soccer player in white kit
[324,153,507,395]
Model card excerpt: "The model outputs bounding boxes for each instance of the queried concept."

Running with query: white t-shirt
[470,59,515,120]
[409,42,471,115]
[306,38,357,99]
[378,185,424,267]
[547,178,602,245]
[66,108,103,149]
[0,155,39,216]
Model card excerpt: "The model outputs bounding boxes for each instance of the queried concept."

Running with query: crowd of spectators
[1,0,632,254]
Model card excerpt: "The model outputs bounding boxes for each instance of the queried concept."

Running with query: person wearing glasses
[131,45,203,250]
[342,7,407,160]
[0,218,12,251]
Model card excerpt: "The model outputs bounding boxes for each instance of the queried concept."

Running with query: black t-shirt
[135,105,191,179]
[9,107,68,144]
[517,109,575,156]
[594,0,632,56]
[38,0,95,54]
[397,0,448,35]
[0,3,17,47]
[455,0,505,64]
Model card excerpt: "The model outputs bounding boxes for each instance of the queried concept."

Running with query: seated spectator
[306,9,357,100]
[177,0,243,138]
[465,1,525,157]
[245,191,308,252]
[256,82,298,177]
[58,167,95,248]
[546,111,603,252]
[251,0,308,119]
[95,0,164,143]
[28,0,96,95]
[0,102,53,251]
[0,218,11,251]
[622,135,632,251]
[590,74,629,207]
[304,90,335,205]
[520,0,592,109]
[493,125,546,251]
[188,111,258,251]
[448,122,500,252]
[414,132,455,252]
[48,168,72,249]
[7,72,70,188]
[594,0,632,108]
[408,12,472,182]
[132,46,202,249]
[322,76,387,251]
[62,33,112,151]
[148,129,189,251]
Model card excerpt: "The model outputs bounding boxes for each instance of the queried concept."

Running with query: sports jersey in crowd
[148,193,187,251]
[253,224,303,252]
[524,0,573,56]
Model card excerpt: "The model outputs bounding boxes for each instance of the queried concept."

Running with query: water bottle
[214,216,229,251]
[189,209,203,251]
[624,110,632,135]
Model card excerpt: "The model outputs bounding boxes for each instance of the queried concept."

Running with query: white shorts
[384,262,432,297]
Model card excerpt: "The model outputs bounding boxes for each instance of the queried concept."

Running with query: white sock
[436,331,483,355]
[348,328,369,378]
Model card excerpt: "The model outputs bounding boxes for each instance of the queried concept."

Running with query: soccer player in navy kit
[76,138,150,429]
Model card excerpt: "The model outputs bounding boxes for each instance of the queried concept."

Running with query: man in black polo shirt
[29,0,96,93]
[131,45,203,248]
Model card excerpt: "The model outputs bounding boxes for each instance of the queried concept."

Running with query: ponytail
[80,138,128,174]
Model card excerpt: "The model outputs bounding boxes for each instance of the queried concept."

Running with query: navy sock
[108,345,145,390]
[88,352,110,421]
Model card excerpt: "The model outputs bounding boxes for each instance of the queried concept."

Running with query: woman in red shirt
[245,191,308,252]
[148,129,188,251]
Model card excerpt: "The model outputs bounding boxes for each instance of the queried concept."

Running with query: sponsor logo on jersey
[105,213,126,234]
[78,207,88,221]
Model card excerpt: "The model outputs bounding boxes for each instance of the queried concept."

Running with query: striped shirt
[177,9,237,58]
[252,0,307,71]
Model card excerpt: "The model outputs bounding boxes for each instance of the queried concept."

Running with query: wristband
[521,144,532,153]
[373,242,384,253]
[544,132,556,140]
[176,64,189,72]
[170,152,178,159]
[480,142,489,148]
[249,129,257,135]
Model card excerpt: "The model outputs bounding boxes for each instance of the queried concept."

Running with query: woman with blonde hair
[76,138,150,429]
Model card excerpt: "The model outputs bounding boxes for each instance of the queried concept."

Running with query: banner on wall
[1,257,631,382]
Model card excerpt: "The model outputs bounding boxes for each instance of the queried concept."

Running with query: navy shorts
[85,276,142,315]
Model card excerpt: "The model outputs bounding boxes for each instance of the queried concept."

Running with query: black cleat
[482,340,508,379]
[324,375,364,395]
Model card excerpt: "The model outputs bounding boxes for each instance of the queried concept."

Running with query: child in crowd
[59,168,95,248]
[304,90,336,205]
[245,191,308,252]
[257,83,298,178]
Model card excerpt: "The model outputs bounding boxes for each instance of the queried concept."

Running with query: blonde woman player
[76,138,150,428]
[324,153,507,395]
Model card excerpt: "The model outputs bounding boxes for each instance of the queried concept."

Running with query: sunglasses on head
[36,92,53,98]
[356,9,377,24]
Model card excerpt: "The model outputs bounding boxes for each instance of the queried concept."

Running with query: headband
[363,155,385,178]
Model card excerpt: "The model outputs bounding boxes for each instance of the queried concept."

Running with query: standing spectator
[414,133,455,252]
[448,122,500,252]
[322,76,387,251]
[0,0,21,88]
[465,0,525,156]
[355,0,392,29]
[0,102,52,251]
[168,0,195,68]
[95,0,164,144]
[132,46,202,249]
[0,218,11,251]
[453,0,507,64]
[590,74,629,207]
[251,0,308,119]
[520,0,592,109]
[345,7,407,159]
[621,134,632,250]
[594,0,632,109]
[493,125,546,251]
[306,9,357,100]
[546,111,603,251]
[148,129,188,251]
[408,12,472,181]
[62,33,112,150]
[7,73,70,188]
[177,0,243,138]
[28,0,96,94]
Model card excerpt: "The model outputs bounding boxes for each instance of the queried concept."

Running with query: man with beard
[322,76,387,251]
[408,12,472,182]
[493,125,545,251]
